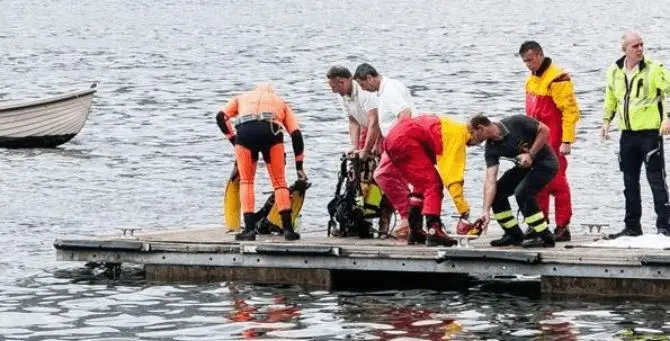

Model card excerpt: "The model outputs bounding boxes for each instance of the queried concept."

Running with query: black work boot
[659,227,670,237]
[490,226,524,247]
[281,210,300,241]
[425,215,457,247]
[605,226,642,240]
[522,228,555,248]
[553,225,572,242]
[407,205,426,245]
[235,213,257,241]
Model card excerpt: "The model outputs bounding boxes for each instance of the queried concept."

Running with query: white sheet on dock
[580,234,670,249]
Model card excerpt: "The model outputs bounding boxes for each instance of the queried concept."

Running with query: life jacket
[327,153,383,238]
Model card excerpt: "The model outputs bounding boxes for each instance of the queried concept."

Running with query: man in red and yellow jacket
[519,41,580,242]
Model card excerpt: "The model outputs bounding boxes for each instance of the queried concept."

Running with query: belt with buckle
[233,112,275,127]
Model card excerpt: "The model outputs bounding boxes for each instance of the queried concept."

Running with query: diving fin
[223,163,241,232]
[288,180,310,224]
[254,190,278,234]
[261,180,311,233]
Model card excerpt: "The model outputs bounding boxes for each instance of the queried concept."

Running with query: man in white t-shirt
[327,65,395,236]
[354,63,417,238]
[327,66,381,159]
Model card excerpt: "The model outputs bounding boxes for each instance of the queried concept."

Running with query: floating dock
[53,225,670,298]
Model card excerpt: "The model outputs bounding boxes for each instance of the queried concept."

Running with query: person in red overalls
[520,41,580,242]
[383,114,478,246]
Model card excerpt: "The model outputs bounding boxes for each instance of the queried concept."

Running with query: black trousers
[492,159,558,223]
[619,130,670,230]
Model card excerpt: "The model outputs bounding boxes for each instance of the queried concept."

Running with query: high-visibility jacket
[604,57,670,131]
[525,58,580,145]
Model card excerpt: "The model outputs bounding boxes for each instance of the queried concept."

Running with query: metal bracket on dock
[641,255,670,266]
[53,239,143,251]
[435,249,541,264]
[452,235,478,248]
[581,223,609,233]
[241,243,341,256]
[118,228,140,237]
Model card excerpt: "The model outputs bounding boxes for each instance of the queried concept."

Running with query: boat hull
[0,134,77,148]
[0,86,96,148]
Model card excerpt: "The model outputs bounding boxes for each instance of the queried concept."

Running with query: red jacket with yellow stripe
[525,58,580,148]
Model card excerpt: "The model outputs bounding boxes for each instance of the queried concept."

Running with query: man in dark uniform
[469,114,557,248]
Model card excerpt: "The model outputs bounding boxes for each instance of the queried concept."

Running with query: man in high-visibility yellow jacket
[601,31,670,239]
[520,41,580,242]
[383,114,477,247]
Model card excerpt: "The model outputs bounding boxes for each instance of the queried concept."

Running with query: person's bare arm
[348,116,360,150]
[479,164,499,231]
[518,122,550,168]
[397,108,412,120]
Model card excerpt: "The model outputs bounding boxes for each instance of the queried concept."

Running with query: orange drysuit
[216,84,305,232]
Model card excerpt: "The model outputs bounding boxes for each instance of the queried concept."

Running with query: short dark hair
[353,63,379,80]
[326,66,351,79]
[469,114,492,129]
[518,41,543,55]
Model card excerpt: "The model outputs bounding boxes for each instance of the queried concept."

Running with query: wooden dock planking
[54,226,670,298]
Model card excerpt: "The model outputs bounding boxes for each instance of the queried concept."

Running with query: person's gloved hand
[297,169,308,181]
[457,212,479,236]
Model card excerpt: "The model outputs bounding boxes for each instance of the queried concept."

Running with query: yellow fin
[266,180,310,230]
[223,165,241,232]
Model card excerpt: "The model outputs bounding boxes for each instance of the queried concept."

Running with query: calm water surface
[1,0,670,339]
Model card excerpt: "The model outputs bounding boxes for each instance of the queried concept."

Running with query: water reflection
[228,297,302,338]
[1,277,670,339]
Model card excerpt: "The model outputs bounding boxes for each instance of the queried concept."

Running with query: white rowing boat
[0,83,97,148]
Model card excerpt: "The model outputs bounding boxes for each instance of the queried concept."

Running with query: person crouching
[470,114,556,248]
[383,114,477,247]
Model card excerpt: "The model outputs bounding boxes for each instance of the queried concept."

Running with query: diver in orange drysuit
[216,83,307,241]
